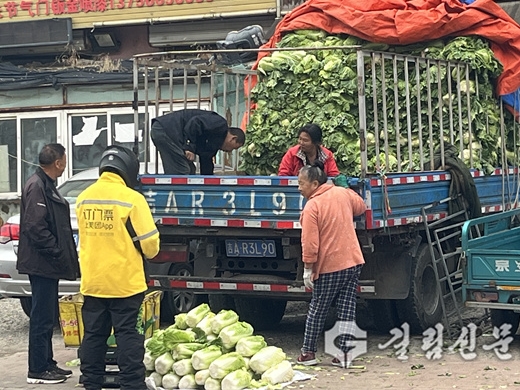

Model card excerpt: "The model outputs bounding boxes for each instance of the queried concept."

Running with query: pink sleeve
[300,203,319,264]
[348,189,366,217]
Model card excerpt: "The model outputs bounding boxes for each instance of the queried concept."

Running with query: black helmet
[98,145,139,188]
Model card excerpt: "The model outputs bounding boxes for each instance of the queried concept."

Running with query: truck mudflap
[147,276,376,299]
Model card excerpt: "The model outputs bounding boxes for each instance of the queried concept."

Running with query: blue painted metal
[462,208,520,304]
[142,179,303,221]
[141,171,515,230]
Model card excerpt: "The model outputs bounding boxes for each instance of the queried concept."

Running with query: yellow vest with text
[76,172,160,298]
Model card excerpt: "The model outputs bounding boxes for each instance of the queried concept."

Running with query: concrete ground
[1,336,520,390]
[1,298,520,390]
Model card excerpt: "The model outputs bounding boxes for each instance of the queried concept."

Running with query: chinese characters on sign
[0,0,213,19]
[494,259,520,273]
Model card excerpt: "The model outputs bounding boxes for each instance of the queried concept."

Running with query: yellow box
[59,290,162,348]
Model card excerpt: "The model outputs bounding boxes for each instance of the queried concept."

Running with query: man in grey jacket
[17,143,80,384]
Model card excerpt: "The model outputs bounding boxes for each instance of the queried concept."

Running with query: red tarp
[257,0,520,97]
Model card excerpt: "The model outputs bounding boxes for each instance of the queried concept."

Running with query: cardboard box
[59,290,162,347]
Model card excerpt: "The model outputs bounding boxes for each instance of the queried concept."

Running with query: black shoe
[50,365,73,378]
[27,370,67,384]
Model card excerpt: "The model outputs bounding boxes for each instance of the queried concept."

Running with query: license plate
[225,239,276,258]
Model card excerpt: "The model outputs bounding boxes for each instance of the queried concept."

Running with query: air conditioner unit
[0,18,86,57]
[148,16,275,47]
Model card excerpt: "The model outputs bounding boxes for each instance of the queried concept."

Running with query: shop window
[21,118,57,185]
[0,119,16,193]
[71,115,108,175]
[111,113,146,161]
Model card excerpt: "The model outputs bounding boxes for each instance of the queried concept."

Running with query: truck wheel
[160,263,205,323]
[208,294,236,313]
[396,243,443,334]
[234,298,287,330]
[367,299,400,333]
[490,309,520,335]
[20,297,32,317]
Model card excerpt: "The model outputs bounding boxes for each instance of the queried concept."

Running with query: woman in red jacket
[278,123,340,177]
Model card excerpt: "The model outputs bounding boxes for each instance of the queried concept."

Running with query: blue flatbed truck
[462,208,520,334]
[133,48,519,332]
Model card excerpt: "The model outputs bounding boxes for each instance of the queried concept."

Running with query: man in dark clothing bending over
[150,109,246,175]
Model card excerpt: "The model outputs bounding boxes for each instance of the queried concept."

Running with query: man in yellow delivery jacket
[76,145,160,390]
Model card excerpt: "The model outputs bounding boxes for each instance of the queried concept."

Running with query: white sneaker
[27,370,67,384]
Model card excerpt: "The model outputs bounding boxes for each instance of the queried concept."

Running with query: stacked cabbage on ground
[242,30,516,176]
[144,303,294,390]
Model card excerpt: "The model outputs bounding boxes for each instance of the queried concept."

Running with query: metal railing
[133,47,516,179]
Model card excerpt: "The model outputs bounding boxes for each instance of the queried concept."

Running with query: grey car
[0,167,202,321]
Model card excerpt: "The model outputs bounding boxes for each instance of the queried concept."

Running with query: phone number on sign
[109,0,213,8]
[0,0,214,20]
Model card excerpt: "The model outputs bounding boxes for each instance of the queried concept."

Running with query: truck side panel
[463,209,520,304]
[143,171,513,231]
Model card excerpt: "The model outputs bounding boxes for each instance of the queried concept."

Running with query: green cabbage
[235,335,267,357]
[195,369,211,385]
[162,327,196,350]
[143,351,156,371]
[249,346,287,374]
[154,352,174,375]
[162,373,180,390]
[243,31,514,176]
[195,312,216,336]
[186,303,212,328]
[173,358,195,377]
[209,352,246,379]
[211,310,239,334]
[174,313,188,329]
[261,360,294,385]
[145,330,169,357]
[178,374,198,389]
[221,368,251,390]
[218,322,254,349]
[192,345,223,370]
[148,371,163,387]
[171,342,205,360]
[205,377,222,390]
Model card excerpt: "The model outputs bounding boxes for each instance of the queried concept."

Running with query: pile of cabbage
[144,303,294,390]
[242,30,517,175]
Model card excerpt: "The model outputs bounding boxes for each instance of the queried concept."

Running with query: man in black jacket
[150,109,245,175]
[17,143,80,385]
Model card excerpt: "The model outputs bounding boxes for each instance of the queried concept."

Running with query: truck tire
[160,263,206,323]
[234,297,287,330]
[208,294,236,313]
[367,299,401,333]
[396,243,443,334]
[490,309,520,335]
[20,297,32,317]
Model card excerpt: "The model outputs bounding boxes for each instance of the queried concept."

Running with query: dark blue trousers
[80,293,146,390]
[150,122,196,175]
[28,274,59,373]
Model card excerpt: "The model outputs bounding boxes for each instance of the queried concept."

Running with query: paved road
[1,298,520,389]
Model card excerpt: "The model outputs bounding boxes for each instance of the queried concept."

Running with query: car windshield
[58,179,95,204]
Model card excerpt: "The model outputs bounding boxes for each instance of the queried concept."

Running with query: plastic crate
[59,290,162,347]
